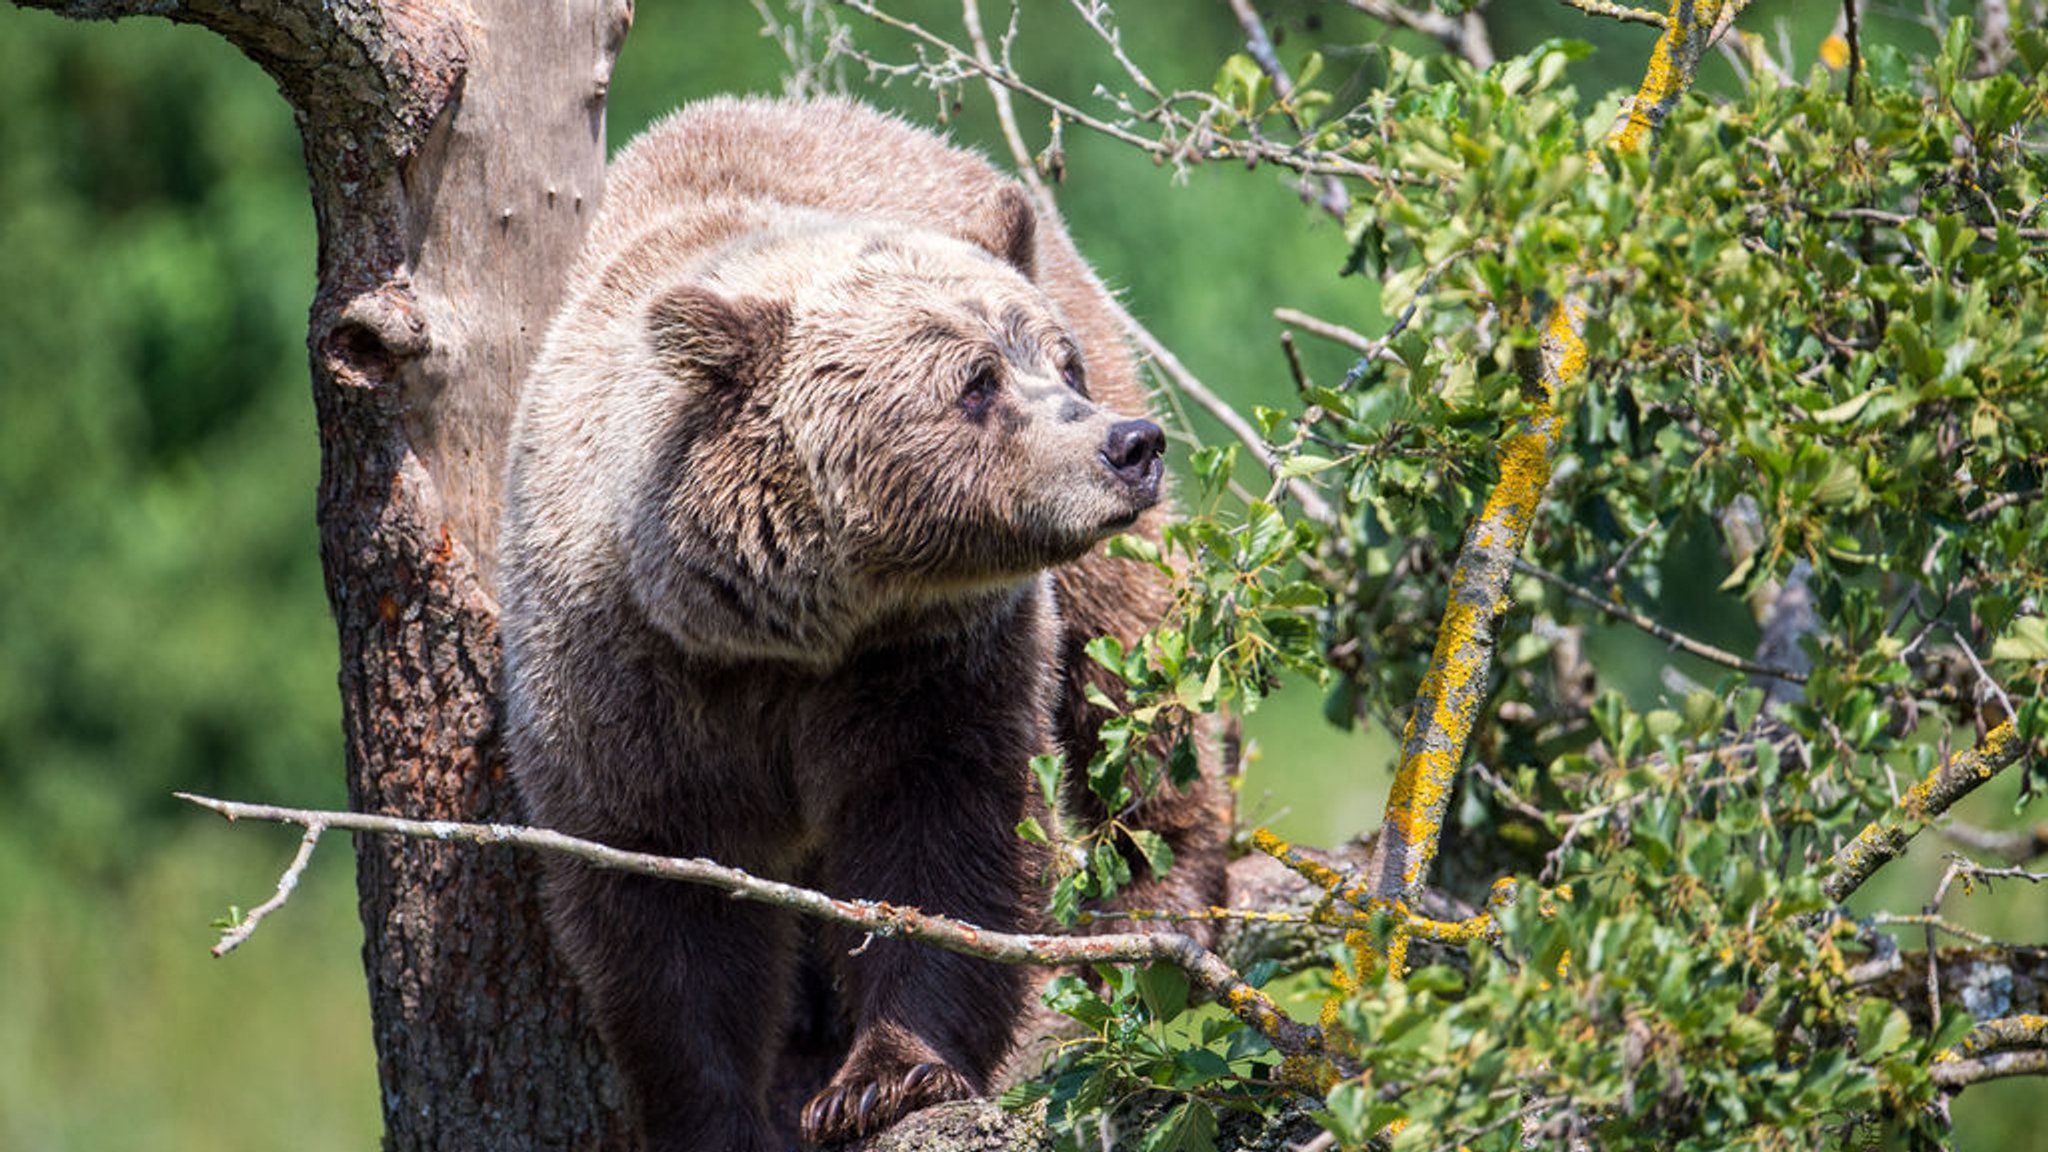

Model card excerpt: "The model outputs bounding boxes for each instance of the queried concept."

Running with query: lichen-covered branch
[1610,0,1725,154]
[178,792,1325,1064]
[1822,720,2025,903]
[1363,302,1577,901]
[1932,1015,2048,1087]
[1362,0,1725,905]
[1556,0,1668,28]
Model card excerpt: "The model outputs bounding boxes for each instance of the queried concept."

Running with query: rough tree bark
[15,1,636,1146]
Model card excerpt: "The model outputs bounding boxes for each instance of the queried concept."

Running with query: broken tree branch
[177,791,1326,1066]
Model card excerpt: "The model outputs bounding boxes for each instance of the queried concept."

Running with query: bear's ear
[647,285,789,388]
[971,184,1037,281]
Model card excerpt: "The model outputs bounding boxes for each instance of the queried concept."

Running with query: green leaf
[1137,962,1191,1023]
[1140,1099,1218,1152]
[1014,816,1050,846]
[1170,1048,1232,1088]
[1277,453,1339,478]
[1130,829,1177,878]
[1856,999,1911,1060]
[1991,615,2048,662]
[1030,753,1064,810]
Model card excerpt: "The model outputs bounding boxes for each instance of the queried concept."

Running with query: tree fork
[14,0,637,1145]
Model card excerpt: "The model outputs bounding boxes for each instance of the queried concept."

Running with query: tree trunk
[16,1,636,1146]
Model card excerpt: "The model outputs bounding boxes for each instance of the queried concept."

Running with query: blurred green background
[0,1,2037,1147]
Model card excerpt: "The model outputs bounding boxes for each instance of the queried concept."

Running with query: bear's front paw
[799,1058,973,1145]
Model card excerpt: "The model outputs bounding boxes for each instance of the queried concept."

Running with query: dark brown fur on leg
[794,618,1045,1144]
[545,864,796,1152]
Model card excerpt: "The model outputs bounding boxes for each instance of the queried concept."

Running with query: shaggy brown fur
[500,97,1228,1151]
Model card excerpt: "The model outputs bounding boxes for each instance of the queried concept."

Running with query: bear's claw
[800,1060,971,1144]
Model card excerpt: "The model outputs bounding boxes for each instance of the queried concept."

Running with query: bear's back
[579,97,1144,420]
[589,98,1007,266]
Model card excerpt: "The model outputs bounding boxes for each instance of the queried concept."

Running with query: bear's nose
[1101,418,1165,491]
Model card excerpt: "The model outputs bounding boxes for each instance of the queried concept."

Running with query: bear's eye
[1058,350,1088,397]
[960,364,1000,419]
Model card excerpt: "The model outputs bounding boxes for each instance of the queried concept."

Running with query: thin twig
[836,0,1391,182]
[1967,487,2041,522]
[960,0,1053,209]
[1867,910,1997,947]
[1940,821,2048,863]
[1947,622,2017,725]
[1126,319,1337,527]
[210,823,323,957]
[1225,0,1349,219]
[1554,0,1668,27]
[1064,0,1161,105]
[1513,558,1808,683]
[1273,308,1382,357]
[1343,0,1494,65]
[177,792,1326,1062]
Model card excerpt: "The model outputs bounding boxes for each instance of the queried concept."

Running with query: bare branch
[1554,0,1668,28]
[210,823,323,957]
[1513,558,1808,683]
[1273,308,1382,358]
[960,0,1053,210]
[835,0,1393,182]
[1931,1046,2048,1087]
[1940,821,2048,863]
[1225,0,1349,219]
[1946,623,2016,726]
[1343,0,1496,65]
[1064,0,1161,105]
[1822,720,2028,903]
[1967,487,2041,523]
[1125,315,1338,528]
[177,792,1326,1063]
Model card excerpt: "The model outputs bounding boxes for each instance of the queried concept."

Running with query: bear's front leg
[544,862,799,1152]
[797,665,1043,1143]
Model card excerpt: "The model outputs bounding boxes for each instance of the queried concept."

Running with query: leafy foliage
[1010,11,2047,1151]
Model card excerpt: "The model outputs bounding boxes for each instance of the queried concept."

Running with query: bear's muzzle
[1100,418,1165,509]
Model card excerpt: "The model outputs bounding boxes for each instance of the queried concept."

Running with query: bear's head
[627,190,1163,657]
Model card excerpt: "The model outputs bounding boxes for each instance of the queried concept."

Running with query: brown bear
[499,96,1228,1151]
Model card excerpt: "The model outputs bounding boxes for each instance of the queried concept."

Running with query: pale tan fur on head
[509,193,1156,670]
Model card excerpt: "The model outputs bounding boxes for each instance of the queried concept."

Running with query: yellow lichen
[1611,2,1723,154]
